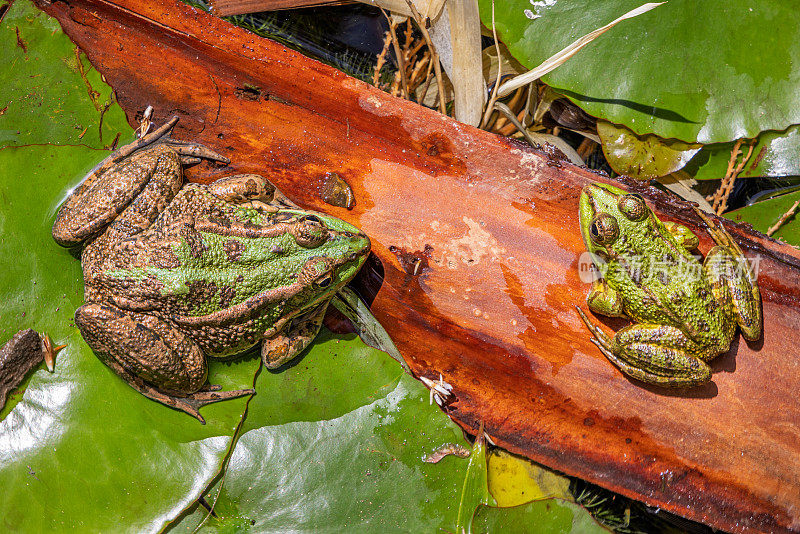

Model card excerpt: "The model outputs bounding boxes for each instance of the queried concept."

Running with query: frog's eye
[618,194,648,221]
[302,214,323,225]
[291,214,328,248]
[314,272,333,288]
[589,214,619,245]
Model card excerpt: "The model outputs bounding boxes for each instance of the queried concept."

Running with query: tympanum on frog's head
[52,118,371,422]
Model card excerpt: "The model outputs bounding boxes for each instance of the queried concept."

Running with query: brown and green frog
[53,119,370,422]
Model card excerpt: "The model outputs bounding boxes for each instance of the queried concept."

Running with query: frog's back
[92,222,308,317]
[613,221,732,349]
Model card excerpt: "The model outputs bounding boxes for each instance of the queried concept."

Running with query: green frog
[576,183,762,387]
[53,119,371,422]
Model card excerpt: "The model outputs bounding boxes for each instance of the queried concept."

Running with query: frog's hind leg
[53,119,229,248]
[261,301,330,369]
[703,247,762,341]
[695,208,763,340]
[576,307,712,387]
[75,303,254,423]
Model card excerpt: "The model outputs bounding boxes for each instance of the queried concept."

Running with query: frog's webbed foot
[692,206,742,252]
[576,307,712,387]
[88,117,229,176]
[99,356,254,424]
[262,301,329,369]
[163,385,255,424]
[160,137,230,167]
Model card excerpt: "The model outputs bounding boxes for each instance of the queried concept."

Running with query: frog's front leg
[662,221,700,250]
[261,301,330,369]
[586,279,625,317]
[75,304,254,423]
[576,308,712,387]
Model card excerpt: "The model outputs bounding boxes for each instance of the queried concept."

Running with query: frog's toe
[575,306,613,349]
[164,139,230,165]
[174,387,256,423]
[262,302,329,369]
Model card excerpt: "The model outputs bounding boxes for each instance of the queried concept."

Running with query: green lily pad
[597,120,701,179]
[686,126,800,180]
[167,332,472,533]
[725,189,800,246]
[471,499,612,534]
[0,0,131,149]
[479,0,800,144]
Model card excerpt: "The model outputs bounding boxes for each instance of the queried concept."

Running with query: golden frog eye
[291,214,328,248]
[589,214,619,245]
[618,193,648,221]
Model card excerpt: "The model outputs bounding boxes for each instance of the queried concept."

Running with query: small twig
[494,102,540,148]
[709,139,756,215]
[490,88,525,133]
[408,52,430,88]
[417,66,435,105]
[767,199,800,237]
[406,0,446,114]
[497,106,526,137]
[381,10,409,99]
[372,30,392,87]
[408,39,426,59]
[390,67,402,97]
[480,0,502,129]
[402,17,414,60]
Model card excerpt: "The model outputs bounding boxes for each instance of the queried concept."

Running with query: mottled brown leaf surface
[37,1,800,532]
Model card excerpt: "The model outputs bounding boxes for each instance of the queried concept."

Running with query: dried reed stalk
[767,200,800,237]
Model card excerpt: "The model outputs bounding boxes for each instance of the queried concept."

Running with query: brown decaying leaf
[209,0,351,17]
[423,444,471,463]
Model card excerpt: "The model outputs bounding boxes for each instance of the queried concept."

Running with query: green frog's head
[578,183,654,259]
